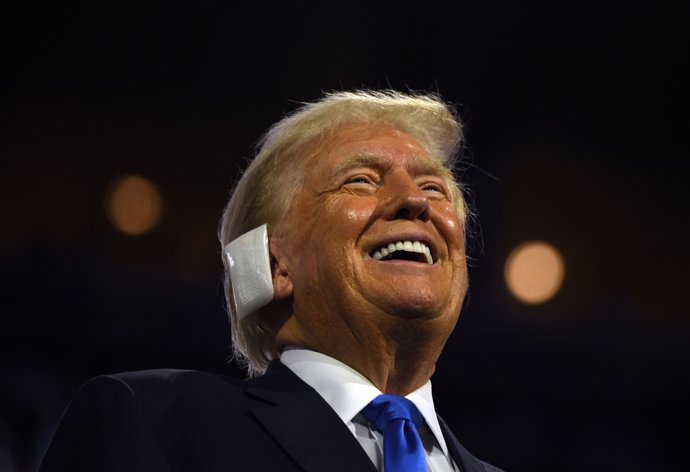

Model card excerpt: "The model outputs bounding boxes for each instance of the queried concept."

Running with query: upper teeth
[371,240,433,264]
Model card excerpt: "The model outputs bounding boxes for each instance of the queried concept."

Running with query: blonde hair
[219,90,466,376]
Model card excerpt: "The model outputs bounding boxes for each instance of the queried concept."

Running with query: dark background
[2,1,689,471]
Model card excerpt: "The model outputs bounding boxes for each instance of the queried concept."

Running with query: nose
[384,173,430,222]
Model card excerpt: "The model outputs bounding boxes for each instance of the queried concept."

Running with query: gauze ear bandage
[223,224,274,320]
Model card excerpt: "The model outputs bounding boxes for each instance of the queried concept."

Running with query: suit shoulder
[106,368,244,391]
[77,369,246,406]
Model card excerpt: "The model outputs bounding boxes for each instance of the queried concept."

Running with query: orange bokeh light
[105,175,163,235]
[505,241,565,304]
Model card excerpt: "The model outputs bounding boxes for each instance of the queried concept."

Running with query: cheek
[324,196,377,225]
[438,211,465,251]
[345,207,369,222]
[445,218,462,239]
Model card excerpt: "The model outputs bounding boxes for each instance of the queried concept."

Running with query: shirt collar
[280,346,450,456]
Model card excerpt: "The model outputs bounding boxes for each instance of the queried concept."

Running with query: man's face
[271,124,468,352]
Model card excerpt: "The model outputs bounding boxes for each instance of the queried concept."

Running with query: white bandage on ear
[223,224,274,321]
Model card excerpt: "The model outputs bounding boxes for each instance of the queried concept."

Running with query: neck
[343,340,440,396]
[276,315,451,395]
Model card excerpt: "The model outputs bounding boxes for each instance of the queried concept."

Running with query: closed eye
[343,174,379,188]
[420,181,448,197]
[345,176,374,184]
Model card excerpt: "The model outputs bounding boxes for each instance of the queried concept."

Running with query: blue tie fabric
[361,394,428,472]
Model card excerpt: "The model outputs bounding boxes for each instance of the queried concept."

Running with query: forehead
[308,123,443,177]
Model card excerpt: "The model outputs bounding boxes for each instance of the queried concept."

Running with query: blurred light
[505,241,565,305]
[105,175,163,235]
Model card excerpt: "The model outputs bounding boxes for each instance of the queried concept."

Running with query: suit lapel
[438,415,488,472]
[246,361,377,472]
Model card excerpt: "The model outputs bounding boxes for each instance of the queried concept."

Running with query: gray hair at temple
[219,89,467,376]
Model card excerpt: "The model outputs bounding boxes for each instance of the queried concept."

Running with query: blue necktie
[361,394,428,472]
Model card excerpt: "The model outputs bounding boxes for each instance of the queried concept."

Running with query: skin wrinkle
[321,166,444,264]
[270,123,468,395]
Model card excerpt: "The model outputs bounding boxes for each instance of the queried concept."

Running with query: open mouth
[370,240,434,265]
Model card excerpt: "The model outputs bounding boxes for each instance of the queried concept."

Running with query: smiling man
[268,123,467,396]
[40,91,503,472]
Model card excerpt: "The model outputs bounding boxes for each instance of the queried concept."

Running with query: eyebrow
[330,152,448,179]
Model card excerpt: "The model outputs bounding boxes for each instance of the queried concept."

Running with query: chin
[380,296,451,320]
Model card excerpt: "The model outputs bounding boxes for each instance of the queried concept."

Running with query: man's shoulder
[76,368,247,409]
[106,368,245,391]
[64,368,260,434]
[76,362,309,407]
[41,367,312,471]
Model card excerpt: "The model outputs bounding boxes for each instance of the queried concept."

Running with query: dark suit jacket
[40,361,502,471]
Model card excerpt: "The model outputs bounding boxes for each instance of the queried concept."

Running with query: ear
[269,238,293,300]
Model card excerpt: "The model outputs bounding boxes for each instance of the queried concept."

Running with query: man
[40,90,503,471]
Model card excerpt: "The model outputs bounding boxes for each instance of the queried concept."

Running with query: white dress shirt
[280,347,459,472]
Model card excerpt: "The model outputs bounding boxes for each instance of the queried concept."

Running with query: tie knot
[361,394,425,432]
